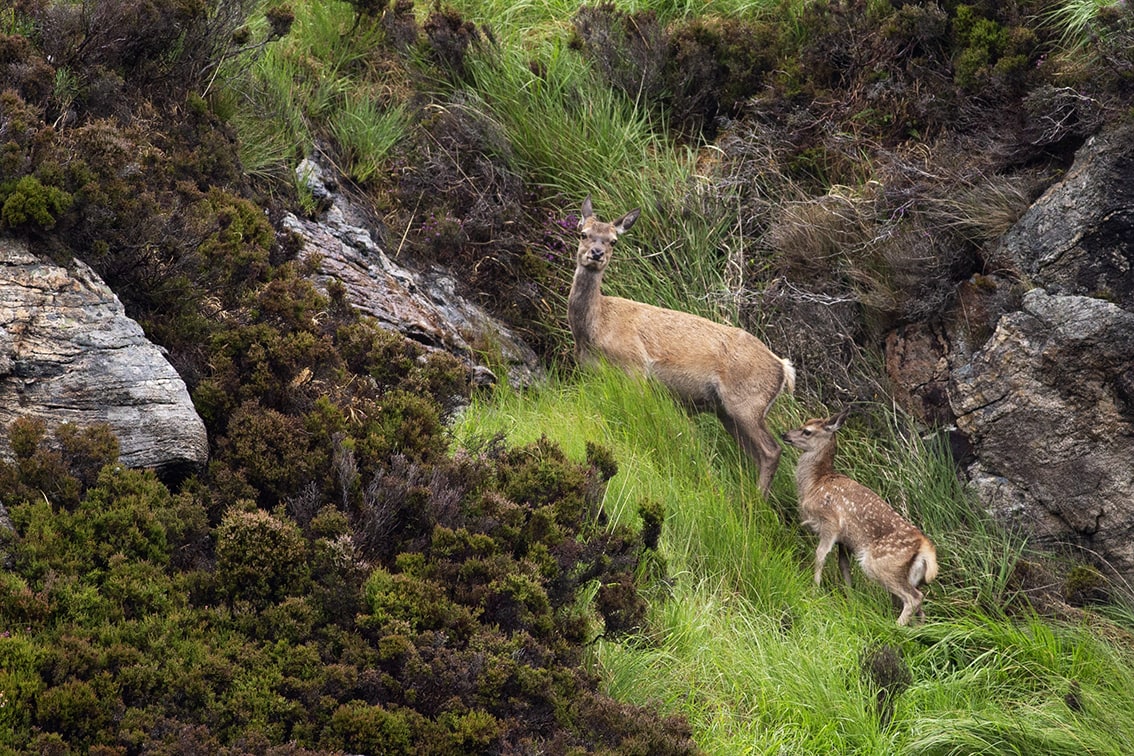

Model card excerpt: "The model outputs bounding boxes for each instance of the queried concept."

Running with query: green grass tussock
[460,40,733,318]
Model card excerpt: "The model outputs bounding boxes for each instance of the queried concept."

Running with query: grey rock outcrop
[284,158,544,389]
[949,288,1134,576]
[992,121,1134,310]
[878,122,1134,579]
[0,238,208,476]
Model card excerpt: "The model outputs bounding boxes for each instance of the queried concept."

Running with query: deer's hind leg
[717,403,782,498]
[880,576,924,626]
[837,543,854,588]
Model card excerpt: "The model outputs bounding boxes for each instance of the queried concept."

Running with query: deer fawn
[567,196,795,497]
[782,409,938,625]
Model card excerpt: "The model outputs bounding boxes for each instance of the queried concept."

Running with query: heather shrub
[159,488,212,570]
[595,573,647,638]
[585,439,619,483]
[324,700,414,755]
[423,5,482,82]
[54,422,120,491]
[663,15,781,138]
[952,4,1039,92]
[482,573,554,635]
[0,418,119,512]
[434,708,504,753]
[335,320,417,389]
[0,174,72,231]
[364,566,478,636]
[193,189,274,292]
[638,498,664,551]
[570,4,666,108]
[26,0,249,103]
[0,572,51,629]
[356,390,448,468]
[34,677,117,750]
[861,644,912,728]
[72,466,174,569]
[0,633,40,749]
[7,415,46,460]
[494,436,592,529]
[212,400,328,507]
[0,418,79,509]
[100,557,175,621]
[214,506,310,607]
[392,93,554,352]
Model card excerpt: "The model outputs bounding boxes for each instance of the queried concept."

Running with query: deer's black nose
[589,248,604,261]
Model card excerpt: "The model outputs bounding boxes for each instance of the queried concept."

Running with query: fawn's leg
[837,543,854,588]
[813,530,838,586]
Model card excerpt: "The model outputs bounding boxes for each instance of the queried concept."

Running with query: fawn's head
[576,196,640,272]
[782,408,851,452]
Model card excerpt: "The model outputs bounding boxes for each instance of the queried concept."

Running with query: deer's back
[802,474,926,553]
[592,296,785,402]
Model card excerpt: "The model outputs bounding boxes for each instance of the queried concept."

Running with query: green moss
[1064,563,1111,606]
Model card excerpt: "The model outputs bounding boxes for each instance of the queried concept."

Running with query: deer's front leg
[813,530,838,586]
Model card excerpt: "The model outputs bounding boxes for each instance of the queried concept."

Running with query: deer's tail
[909,538,938,587]
[780,358,796,395]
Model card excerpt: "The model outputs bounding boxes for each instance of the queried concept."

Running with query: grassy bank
[455,365,1134,754]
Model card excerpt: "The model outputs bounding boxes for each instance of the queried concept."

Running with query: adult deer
[567,196,795,497]
[782,409,938,625]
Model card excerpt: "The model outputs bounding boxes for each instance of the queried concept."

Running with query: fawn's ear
[579,196,594,229]
[826,407,852,432]
[614,207,640,234]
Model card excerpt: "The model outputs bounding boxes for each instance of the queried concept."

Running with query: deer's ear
[580,196,594,226]
[614,207,640,233]
[826,408,851,432]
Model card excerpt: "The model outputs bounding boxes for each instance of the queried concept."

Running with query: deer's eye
[802,429,812,437]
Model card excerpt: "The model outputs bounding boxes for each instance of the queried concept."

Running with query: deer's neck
[568,265,604,347]
[795,442,838,495]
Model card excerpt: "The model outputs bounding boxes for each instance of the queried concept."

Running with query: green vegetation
[1,412,695,753]
[456,365,1134,754]
[2,0,1134,752]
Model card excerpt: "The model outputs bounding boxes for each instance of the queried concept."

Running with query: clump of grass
[225,44,312,181]
[330,96,409,183]
[460,38,738,320]
[925,172,1038,245]
[1044,0,1124,53]
[220,1,408,188]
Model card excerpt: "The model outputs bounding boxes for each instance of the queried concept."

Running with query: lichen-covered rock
[949,288,1134,577]
[0,238,208,476]
[283,159,544,389]
[992,121,1134,309]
